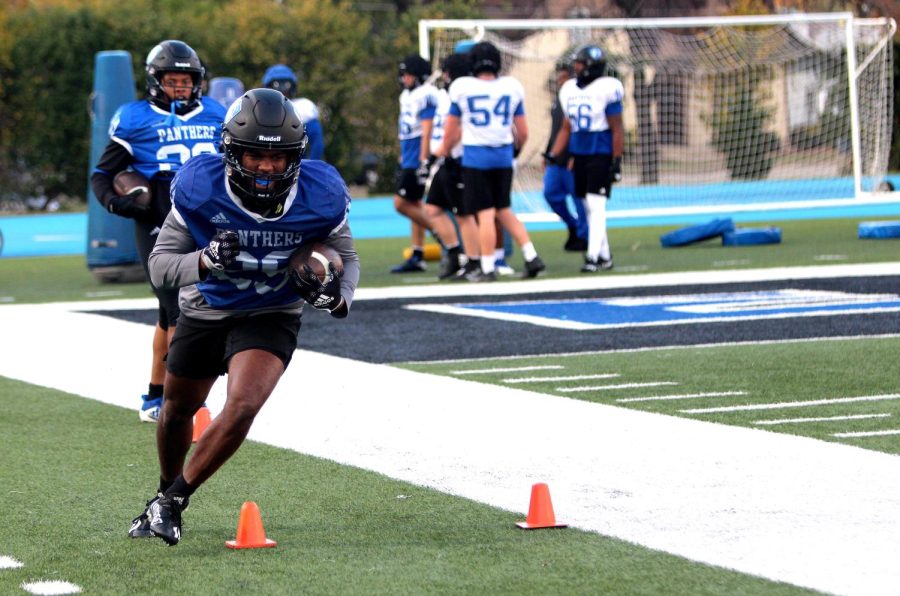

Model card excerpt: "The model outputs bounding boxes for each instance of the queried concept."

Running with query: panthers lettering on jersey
[429,89,463,159]
[558,76,624,156]
[107,97,227,180]
[398,83,438,168]
[171,154,350,310]
[447,76,525,169]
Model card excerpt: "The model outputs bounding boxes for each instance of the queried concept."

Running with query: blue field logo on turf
[407,289,900,330]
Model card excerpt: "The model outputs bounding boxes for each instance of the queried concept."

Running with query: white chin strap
[584,191,610,262]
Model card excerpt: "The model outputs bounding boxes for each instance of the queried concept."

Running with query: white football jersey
[398,83,438,142]
[448,75,525,168]
[290,98,319,124]
[429,89,462,159]
[557,76,624,155]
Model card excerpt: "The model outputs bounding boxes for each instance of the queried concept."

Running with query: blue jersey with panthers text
[107,97,227,180]
[171,154,351,310]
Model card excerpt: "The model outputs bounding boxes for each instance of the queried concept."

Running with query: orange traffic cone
[226,501,277,549]
[516,483,567,530]
[192,406,212,443]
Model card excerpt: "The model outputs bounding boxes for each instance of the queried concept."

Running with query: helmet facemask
[221,89,308,217]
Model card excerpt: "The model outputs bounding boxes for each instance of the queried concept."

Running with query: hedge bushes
[0,0,479,202]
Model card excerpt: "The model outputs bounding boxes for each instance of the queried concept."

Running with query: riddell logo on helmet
[258,135,281,142]
[174,61,191,67]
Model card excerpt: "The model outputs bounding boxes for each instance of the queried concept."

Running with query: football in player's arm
[89,39,227,423]
[127,88,359,546]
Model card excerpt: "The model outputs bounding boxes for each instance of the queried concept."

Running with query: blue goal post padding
[858,221,900,239]
[722,227,782,246]
[86,50,139,269]
[660,218,735,247]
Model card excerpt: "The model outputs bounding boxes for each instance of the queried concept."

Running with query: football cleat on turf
[149,494,188,546]
[464,268,496,283]
[581,257,614,273]
[450,260,480,282]
[390,254,427,274]
[564,230,588,252]
[128,493,163,538]
[521,256,546,279]
[139,395,162,423]
[495,258,516,276]
[438,252,463,280]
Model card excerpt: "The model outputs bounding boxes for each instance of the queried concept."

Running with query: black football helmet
[398,54,431,89]
[574,45,607,88]
[470,41,501,75]
[440,52,471,85]
[145,40,205,113]
[221,88,308,214]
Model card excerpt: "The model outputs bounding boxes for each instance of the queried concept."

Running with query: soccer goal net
[420,13,896,220]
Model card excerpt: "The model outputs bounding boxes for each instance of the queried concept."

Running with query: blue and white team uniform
[291,98,325,160]
[427,88,465,213]
[100,97,226,226]
[447,75,525,210]
[558,75,624,263]
[150,153,359,320]
[397,82,437,200]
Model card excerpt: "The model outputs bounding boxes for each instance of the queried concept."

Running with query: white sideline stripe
[0,556,23,569]
[754,413,892,426]
[21,580,81,595]
[558,382,677,393]
[617,391,747,403]
[503,373,619,384]
[451,365,564,375]
[833,429,900,438]
[682,394,900,414]
[3,302,900,595]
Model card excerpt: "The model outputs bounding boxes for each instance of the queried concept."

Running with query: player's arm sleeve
[304,118,325,160]
[323,219,359,317]
[148,207,205,290]
[90,140,133,210]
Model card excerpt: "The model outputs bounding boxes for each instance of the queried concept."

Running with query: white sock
[493,248,505,261]
[480,255,496,273]
[584,193,610,261]
[521,242,537,262]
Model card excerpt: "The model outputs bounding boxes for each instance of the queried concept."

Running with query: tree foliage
[0,0,480,202]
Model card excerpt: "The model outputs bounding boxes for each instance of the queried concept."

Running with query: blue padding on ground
[660,218,735,247]
[722,227,782,246]
[858,221,900,239]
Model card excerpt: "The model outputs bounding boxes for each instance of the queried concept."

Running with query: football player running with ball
[546,45,624,272]
[91,40,227,422]
[127,88,359,545]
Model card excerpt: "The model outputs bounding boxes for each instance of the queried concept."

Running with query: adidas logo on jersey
[211,212,230,224]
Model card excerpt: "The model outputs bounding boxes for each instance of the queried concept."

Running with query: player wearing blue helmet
[262,63,325,160]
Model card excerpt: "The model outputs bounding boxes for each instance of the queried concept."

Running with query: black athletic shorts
[461,167,513,213]
[426,158,465,214]
[135,219,179,329]
[166,312,301,379]
[572,153,613,198]
[395,167,425,202]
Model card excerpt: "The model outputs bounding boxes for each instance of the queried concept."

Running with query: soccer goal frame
[420,13,897,221]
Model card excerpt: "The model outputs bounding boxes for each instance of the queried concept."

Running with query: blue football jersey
[107,97,227,180]
[171,154,350,310]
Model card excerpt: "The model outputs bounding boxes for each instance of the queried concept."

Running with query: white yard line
[450,365,564,375]
[834,429,900,438]
[3,300,900,595]
[0,556,23,569]
[754,413,891,426]
[503,373,619,384]
[617,391,747,403]
[21,580,81,595]
[682,394,900,414]
[557,382,678,393]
